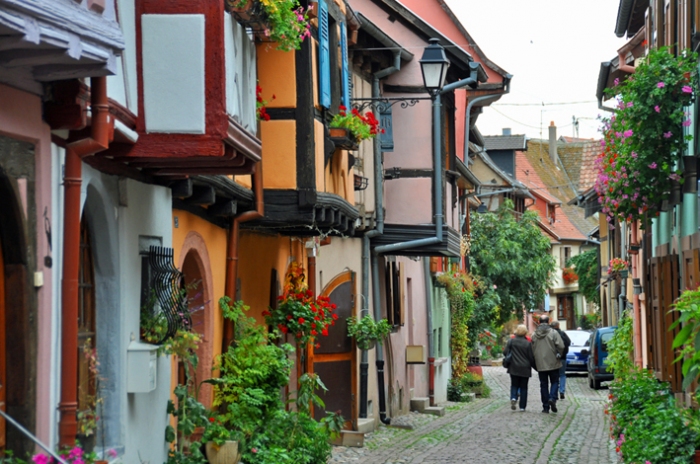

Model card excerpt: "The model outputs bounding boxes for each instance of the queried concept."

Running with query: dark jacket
[504,335,536,378]
[554,328,571,356]
[532,323,564,371]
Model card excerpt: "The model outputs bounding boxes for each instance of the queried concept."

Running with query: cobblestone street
[330,366,617,464]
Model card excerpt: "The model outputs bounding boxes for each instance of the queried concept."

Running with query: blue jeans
[538,369,559,410]
[559,363,567,394]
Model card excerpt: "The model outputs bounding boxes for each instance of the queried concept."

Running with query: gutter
[615,0,636,38]
[59,77,113,448]
[462,74,512,162]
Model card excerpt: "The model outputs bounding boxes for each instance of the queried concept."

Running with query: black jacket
[554,328,571,356]
[504,336,536,378]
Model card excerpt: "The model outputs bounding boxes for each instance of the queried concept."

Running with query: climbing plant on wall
[436,269,476,378]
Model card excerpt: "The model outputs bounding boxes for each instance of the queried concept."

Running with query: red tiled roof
[515,148,589,241]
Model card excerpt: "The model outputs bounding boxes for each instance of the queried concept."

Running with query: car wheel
[588,375,594,389]
[593,378,601,390]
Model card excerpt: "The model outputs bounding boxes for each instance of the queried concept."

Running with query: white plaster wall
[142,14,205,133]
[118,178,173,464]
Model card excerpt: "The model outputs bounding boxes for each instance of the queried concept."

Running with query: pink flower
[683,118,692,127]
[683,85,693,94]
[32,455,52,464]
[108,449,118,458]
[657,81,665,88]
[654,105,660,113]
[623,129,633,137]
[614,78,620,86]
[649,162,657,169]
[663,131,673,138]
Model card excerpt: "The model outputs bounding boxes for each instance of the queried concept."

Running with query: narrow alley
[330,367,616,464]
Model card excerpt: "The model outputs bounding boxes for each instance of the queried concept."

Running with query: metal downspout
[360,54,398,422]
[463,75,511,162]
[223,164,264,349]
[423,257,435,406]
[618,221,627,321]
[630,222,643,368]
[59,77,112,448]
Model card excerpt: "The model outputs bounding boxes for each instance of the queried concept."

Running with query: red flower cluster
[256,84,276,122]
[262,267,337,348]
[562,267,578,284]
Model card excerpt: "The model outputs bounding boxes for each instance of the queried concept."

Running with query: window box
[329,127,359,151]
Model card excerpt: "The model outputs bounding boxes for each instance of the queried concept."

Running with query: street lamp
[419,38,450,94]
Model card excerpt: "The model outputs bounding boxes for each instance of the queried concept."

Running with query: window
[560,246,572,268]
[384,259,405,326]
[317,0,350,111]
[78,219,96,433]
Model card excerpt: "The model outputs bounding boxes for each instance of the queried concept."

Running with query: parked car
[564,329,591,372]
[586,326,617,389]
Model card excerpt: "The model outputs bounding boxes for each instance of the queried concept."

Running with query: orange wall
[257,44,296,107]
[261,120,297,189]
[238,231,307,325]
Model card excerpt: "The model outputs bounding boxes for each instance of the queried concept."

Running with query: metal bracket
[384,167,401,180]
[350,97,430,112]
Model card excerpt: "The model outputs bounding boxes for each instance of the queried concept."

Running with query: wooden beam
[170,179,193,199]
[187,185,216,205]
[209,199,237,217]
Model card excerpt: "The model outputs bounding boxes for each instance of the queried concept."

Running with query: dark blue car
[565,330,591,372]
[586,326,617,389]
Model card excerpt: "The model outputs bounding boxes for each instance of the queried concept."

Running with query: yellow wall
[238,231,307,325]
[314,119,325,191]
[261,120,297,189]
[257,44,296,108]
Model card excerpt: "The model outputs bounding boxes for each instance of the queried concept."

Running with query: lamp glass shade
[419,38,450,91]
[477,204,488,214]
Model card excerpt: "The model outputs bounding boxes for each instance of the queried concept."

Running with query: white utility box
[127,341,158,393]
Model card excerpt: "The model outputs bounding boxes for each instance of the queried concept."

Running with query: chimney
[502,128,511,136]
[548,121,558,164]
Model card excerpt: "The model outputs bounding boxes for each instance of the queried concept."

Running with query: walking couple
[502,316,569,413]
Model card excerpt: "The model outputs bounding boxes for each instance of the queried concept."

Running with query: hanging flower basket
[562,267,579,285]
[595,47,699,225]
[225,0,311,51]
[329,127,359,151]
[347,314,391,350]
[329,105,383,150]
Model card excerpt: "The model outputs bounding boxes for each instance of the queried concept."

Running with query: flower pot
[329,127,359,151]
[206,440,240,464]
[619,269,629,278]
[467,364,482,377]
[357,339,376,350]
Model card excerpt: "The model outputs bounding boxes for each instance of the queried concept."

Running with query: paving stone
[329,366,617,464]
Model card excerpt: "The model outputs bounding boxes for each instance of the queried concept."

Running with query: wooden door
[311,271,356,429]
[557,295,574,328]
[0,235,6,449]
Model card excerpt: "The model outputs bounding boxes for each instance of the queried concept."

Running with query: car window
[601,332,614,352]
[566,330,590,346]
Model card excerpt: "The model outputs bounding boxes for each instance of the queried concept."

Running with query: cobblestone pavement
[330,366,617,464]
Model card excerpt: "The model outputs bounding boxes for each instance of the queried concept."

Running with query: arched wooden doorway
[312,271,356,429]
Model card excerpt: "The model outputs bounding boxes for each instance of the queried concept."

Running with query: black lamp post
[419,38,450,95]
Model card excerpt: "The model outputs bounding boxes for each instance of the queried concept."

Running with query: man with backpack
[532,315,564,413]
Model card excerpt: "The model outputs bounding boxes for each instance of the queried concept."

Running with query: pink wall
[0,84,53,444]
[399,0,505,85]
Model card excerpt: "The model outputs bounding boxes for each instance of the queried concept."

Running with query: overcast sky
[446,0,627,141]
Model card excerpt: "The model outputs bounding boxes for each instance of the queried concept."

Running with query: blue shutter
[319,0,331,109]
[379,104,394,152]
[340,21,350,109]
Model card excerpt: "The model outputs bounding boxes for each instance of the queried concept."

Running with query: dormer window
[547,204,556,223]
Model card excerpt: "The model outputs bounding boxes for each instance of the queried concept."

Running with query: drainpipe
[462,75,511,162]
[59,77,112,448]
[618,221,627,321]
[223,164,264,348]
[360,51,399,422]
[423,257,435,406]
[369,65,480,419]
[630,221,643,368]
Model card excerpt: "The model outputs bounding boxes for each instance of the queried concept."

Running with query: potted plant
[595,47,699,225]
[29,445,99,464]
[202,416,241,464]
[346,314,391,350]
[225,0,310,52]
[262,264,337,350]
[562,267,579,285]
[608,258,629,279]
[329,105,383,149]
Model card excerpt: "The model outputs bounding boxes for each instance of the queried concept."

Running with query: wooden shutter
[399,262,406,326]
[679,0,690,49]
[683,248,700,289]
[385,259,393,325]
[649,256,663,378]
[319,0,331,109]
[694,0,700,35]
[392,262,400,325]
[340,21,350,109]
[379,104,394,152]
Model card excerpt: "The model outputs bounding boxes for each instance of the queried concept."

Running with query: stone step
[424,406,445,417]
[330,430,364,448]
[410,397,430,413]
[356,418,375,434]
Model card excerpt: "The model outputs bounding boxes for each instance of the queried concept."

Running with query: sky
[445,0,627,141]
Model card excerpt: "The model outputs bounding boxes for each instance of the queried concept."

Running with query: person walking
[551,320,571,399]
[503,324,536,412]
[532,315,564,413]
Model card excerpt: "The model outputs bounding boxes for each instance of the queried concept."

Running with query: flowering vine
[595,47,699,224]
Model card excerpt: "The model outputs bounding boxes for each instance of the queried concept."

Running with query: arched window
[77,218,97,443]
